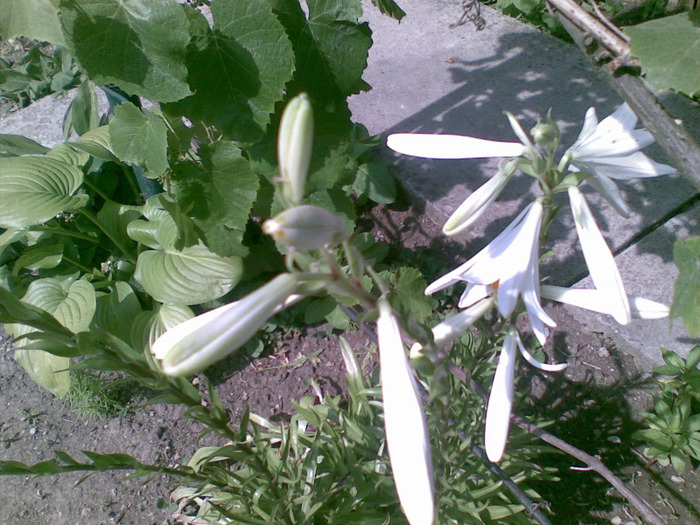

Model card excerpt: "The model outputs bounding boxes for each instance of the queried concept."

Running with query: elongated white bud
[278,93,313,206]
[263,205,349,250]
[152,274,300,377]
[377,298,435,525]
[485,328,518,462]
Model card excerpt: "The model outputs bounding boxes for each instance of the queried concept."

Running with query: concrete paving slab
[0,92,75,148]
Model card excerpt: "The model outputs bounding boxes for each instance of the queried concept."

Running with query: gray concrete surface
[1,0,698,367]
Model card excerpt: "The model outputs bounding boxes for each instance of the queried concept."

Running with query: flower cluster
[388,103,673,461]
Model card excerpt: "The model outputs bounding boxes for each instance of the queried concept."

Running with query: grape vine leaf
[626,12,700,97]
[167,0,294,142]
[369,0,406,20]
[58,0,192,102]
[0,0,65,45]
[109,102,168,177]
[671,237,700,337]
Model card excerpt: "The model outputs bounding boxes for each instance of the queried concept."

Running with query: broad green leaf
[170,141,259,257]
[110,102,168,176]
[96,200,141,253]
[12,242,64,274]
[63,80,99,138]
[0,0,65,45]
[0,134,49,156]
[10,277,96,397]
[131,303,194,352]
[92,281,142,345]
[58,0,192,102]
[627,12,700,97]
[383,267,434,324]
[168,0,294,142]
[369,0,405,20]
[671,237,700,337]
[353,162,396,204]
[0,156,89,228]
[270,0,371,102]
[45,143,90,167]
[134,242,242,305]
[72,126,119,162]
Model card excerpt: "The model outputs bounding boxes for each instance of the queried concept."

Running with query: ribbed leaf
[72,126,119,162]
[92,281,142,345]
[131,303,194,352]
[0,157,88,228]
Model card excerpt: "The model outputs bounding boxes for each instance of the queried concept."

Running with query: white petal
[443,168,513,236]
[431,297,496,348]
[515,332,568,372]
[387,133,524,159]
[577,152,675,180]
[568,187,631,325]
[585,174,630,218]
[458,283,492,308]
[571,107,599,148]
[377,300,435,525]
[540,285,669,320]
[573,129,654,158]
[506,112,535,151]
[522,259,556,345]
[485,330,517,462]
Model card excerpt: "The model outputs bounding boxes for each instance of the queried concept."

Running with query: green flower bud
[278,93,313,206]
[263,205,349,250]
[151,274,300,377]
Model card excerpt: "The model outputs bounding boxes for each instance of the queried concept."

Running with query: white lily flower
[426,201,555,344]
[376,298,435,525]
[485,328,567,462]
[541,285,669,320]
[152,274,300,377]
[565,103,675,217]
[568,186,631,325]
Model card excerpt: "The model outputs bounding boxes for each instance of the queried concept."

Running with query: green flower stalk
[278,93,313,206]
[151,274,300,377]
[263,205,349,250]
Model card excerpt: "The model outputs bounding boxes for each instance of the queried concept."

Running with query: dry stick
[545,0,700,192]
[448,363,667,525]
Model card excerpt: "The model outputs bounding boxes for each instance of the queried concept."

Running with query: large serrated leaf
[9,277,96,397]
[134,242,241,305]
[168,0,294,142]
[671,237,700,337]
[0,0,65,45]
[110,102,168,176]
[353,162,397,204]
[58,0,192,102]
[627,12,700,97]
[0,156,89,228]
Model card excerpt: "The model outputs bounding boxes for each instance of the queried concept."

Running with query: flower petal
[568,186,631,325]
[485,329,517,462]
[575,152,675,180]
[377,299,435,525]
[431,297,496,348]
[541,285,669,319]
[585,174,630,218]
[387,133,525,159]
[458,283,492,308]
[443,168,514,236]
[515,332,568,372]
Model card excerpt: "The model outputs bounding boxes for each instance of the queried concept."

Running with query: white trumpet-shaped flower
[426,201,555,345]
[565,103,675,217]
[376,298,434,525]
[152,274,300,377]
[568,186,631,325]
[387,115,536,236]
[485,328,567,462]
[541,285,669,320]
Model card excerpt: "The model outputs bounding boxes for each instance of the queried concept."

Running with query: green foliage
[633,347,700,473]
[671,236,700,337]
[626,10,700,98]
[63,370,132,419]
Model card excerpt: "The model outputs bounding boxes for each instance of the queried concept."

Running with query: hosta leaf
[12,242,64,274]
[134,242,242,305]
[58,0,192,102]
[170,141,259,257]
[0,134,49,157]
[0,0,65,45]
[10,277,96,397]
[168,0,294,142]
[96,200,141,253]
[627,12,700,97]
[45,143,90,167]
[0,157,88,228]
[671,237,700,337]
[109,102,168,176]
[72,126,119,162]
[131,303,194,352]
[92,281,142,345]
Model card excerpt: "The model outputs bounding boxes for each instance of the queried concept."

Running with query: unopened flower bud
[151,273,300,377]
[263,205,349,250]
[530,121,558,150]
[278,93,313,206]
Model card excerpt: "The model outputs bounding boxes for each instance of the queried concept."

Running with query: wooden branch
[545,0,700,192]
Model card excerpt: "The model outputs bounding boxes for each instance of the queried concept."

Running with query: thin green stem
[30,225,100,244]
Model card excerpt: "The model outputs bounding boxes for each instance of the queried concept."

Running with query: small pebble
[598,347,610,358]
[610,516,622,525]
[29,427,36,435]
[671,475,685,484]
